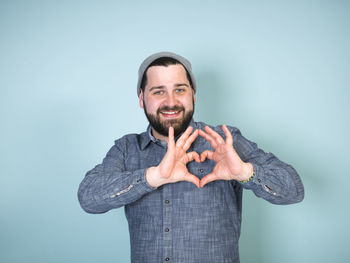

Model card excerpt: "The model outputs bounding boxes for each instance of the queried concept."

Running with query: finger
[186,151,200,163]
[198,129,218,148]
[204,126,225,144]
[183,129,199,150]
[200,150,214,162]
[222,124,233,145]
[176,126,193,148]
[168,126,175,150]
[184,172,200,188]
[200,173,218,188]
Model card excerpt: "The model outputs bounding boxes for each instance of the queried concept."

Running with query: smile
[160,110,182,118]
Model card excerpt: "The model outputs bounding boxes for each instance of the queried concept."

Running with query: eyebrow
[149,86,165,92]
[174,83,190,88]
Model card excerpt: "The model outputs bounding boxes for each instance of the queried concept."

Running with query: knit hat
[137,51,196,96]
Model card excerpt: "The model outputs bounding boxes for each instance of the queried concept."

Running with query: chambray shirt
[78,120,304,263]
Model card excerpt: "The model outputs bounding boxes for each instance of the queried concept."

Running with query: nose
[164,93,176,107]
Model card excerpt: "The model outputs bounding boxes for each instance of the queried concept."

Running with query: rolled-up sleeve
[231,127,304,205]
[78,140,155,214]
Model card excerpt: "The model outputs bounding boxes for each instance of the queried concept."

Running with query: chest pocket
[182,183,224,209]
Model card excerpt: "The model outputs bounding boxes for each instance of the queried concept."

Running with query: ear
[139,90,144,109]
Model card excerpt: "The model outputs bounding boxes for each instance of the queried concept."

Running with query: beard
[143,100,194,137]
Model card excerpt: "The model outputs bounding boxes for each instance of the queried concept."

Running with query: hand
[146,126,201,188]
[198,125,254,188]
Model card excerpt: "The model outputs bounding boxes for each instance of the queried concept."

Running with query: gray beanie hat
[137,51,196,96]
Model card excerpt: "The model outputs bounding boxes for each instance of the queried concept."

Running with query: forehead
[145,64,189,86]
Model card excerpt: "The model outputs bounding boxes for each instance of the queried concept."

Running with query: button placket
[162,185,172,262]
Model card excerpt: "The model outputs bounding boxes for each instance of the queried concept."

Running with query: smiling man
[78,52,304,263]
[140,62,195,140]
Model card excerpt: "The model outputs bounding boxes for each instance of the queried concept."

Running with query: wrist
[239,162,255,182]
[146,166,167,188]
[145,167,159,188]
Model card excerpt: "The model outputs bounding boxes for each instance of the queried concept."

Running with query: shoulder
[108,131,148,156]
[115,131,148,148]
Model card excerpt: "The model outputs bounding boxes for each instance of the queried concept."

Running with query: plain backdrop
[1,0,349,262]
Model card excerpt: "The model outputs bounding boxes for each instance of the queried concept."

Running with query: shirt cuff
[135,168,157,193]
[239,163,264,188]
[108,169,155,199]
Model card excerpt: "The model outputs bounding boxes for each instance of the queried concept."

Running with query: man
[78,52,304,263]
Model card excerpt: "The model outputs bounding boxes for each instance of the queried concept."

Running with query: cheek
[183,97,194,110]
[144,98,160,113]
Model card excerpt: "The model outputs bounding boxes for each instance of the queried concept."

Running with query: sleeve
[77,139,156,214]
[231,127,304,205]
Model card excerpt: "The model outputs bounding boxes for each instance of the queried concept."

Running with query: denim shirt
[78,120,304,263]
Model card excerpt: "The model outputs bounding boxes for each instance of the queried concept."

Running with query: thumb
[184,172,200,188]
[199,173,218,188]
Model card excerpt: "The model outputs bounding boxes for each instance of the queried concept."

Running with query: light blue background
[1,0,349,262]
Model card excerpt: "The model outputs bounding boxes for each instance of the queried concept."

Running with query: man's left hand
[198,125,254,188]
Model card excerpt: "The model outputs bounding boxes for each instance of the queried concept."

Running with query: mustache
[157,105,184,114]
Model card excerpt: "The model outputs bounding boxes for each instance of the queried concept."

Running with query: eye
[175,88,185,93]
[153,90,164,95]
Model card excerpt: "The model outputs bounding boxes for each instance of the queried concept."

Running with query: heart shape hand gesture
[146,125,254,188]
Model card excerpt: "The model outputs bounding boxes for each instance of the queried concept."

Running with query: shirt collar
[140,125,153,150]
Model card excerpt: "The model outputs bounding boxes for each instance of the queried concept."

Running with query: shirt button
[165,200,170,204]
[136,179,141,183]
[165,228,169,232]
[165,258,170,261]
[199,168,204,173]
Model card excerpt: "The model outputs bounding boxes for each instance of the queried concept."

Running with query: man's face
[139,64,196,138]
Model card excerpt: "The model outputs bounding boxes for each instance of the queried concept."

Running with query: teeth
[162,111,178,114]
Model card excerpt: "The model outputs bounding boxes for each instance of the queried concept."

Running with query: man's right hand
[146,126,200,188]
